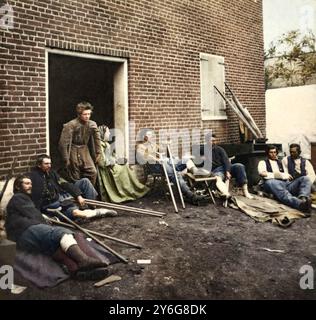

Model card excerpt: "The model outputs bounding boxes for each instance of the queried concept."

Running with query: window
[200,53,227,120]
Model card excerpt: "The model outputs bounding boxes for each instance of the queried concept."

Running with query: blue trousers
[212,163,247,186]
[74,178,98,200]
[262,176,311,209]
[42,178,98,219]
[18,224,74,256]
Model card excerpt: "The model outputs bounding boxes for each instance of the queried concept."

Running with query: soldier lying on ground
[5,175,109,280]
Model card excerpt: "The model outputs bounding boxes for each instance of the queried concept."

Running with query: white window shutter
[200,53,226,120]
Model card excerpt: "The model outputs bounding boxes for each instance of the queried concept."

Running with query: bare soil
[8,190,316,300]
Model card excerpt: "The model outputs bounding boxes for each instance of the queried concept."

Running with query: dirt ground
[6,188,316,300]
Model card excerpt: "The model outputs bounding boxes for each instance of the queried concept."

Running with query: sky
[263,0,316,50]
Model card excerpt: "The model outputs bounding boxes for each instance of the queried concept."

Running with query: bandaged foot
[82,208,118,218]
[95,208,118,217]
[189,166,211,177]
[215,177,230,198]
[242,184,254,199]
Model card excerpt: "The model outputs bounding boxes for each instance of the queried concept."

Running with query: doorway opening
[46,49,128,169]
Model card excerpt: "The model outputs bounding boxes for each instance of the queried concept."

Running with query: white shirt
[282,157,316,183]
[258,159,291,180]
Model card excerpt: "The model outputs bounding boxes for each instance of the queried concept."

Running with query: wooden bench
[185,172,217,205]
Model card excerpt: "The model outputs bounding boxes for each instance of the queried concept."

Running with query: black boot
[298,197,312,216]
[191,194,209,206]
[66,245,107,271]
[184,191,208,206]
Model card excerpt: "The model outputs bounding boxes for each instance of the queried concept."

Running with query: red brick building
[0,0,265,178]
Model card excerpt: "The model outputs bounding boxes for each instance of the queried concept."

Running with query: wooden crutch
[160,157,179,213]
[44,216,142,249]
[82,198,165,218]
[167,145,185,209]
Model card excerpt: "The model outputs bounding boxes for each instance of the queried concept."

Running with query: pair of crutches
[159,145,185,213]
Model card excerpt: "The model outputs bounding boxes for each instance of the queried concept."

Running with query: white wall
[266,84,316,159]
[263,0,316,51]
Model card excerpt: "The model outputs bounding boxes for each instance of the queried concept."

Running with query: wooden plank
[94,275,122,287]
[225,82,263,138]
[186,172,217,182]
[214,85,259,138]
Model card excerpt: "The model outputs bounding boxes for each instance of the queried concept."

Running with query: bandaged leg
[242,184,254,199]
[186,159,195,171]
[186,160,210,177]
[72,208,117,219]
[60,234,78,253]
[215,176,230,197]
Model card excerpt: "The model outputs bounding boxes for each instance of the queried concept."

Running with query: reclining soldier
[5,175,109,280]
[28,154,117,220]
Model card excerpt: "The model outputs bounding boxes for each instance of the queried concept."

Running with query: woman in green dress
[97,125,149,203]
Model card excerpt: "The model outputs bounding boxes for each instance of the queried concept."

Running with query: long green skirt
[98,164,149,203]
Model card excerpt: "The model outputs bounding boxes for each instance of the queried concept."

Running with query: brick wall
[0,0,265,178]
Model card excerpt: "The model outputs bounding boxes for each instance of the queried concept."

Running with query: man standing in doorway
[59,101,102,185]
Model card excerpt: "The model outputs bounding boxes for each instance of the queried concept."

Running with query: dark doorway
[48,52,119,169]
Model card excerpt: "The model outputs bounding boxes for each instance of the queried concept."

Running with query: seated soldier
[4,174,109,280]
[197,133,253,199]
[28,154,117,220]
[282,143,316,189]
[136,130,207,205]
[97,125,149,203]
[258,144,312,214]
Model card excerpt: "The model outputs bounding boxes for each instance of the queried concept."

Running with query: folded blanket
[230,195,306,228]
[13,233,120,288]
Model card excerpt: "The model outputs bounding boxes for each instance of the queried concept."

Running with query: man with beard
[5,174,109,280]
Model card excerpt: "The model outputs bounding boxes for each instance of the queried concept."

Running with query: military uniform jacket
[58,118,102,163]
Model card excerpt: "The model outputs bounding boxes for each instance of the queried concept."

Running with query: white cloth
[60,234,77,253]
[257,159,291,180]
[282,157,316,183]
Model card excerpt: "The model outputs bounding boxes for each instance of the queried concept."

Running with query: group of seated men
[136,130,255,205]
[3,127,315,282]
[2,129,257,281]
[137,131,315,215]
[258,143,315,215]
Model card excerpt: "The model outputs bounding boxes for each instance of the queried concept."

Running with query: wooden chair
[142,163,180,212]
